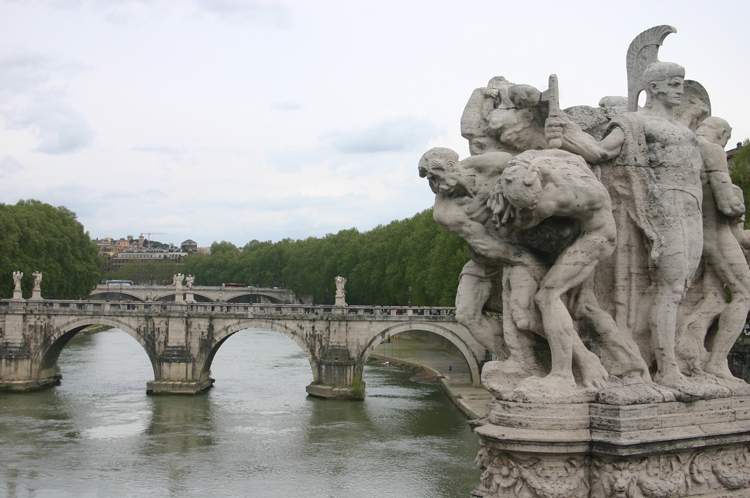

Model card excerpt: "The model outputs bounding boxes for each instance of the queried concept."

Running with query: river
[0,328,482,498]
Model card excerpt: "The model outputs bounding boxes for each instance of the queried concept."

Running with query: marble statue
[675,117,750,383]
[173,273,184,292]
[547,62,713,398]
[12,271,22,291]
[420,24,749,403]
[489,149,649,393]
[335,276,347,306]
[419,148,544,361]
[185,275,195,291]
[421,25,750,498]
[32,272,42,291]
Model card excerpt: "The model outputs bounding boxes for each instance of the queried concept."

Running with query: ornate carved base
[473,397,750,497]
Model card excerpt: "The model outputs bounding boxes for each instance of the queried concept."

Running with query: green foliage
[183,209,469,306]
[0,200,104,299]
[730,139,750,228]
[105,259,182,285]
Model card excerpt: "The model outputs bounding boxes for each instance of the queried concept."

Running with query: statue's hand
[481,87,499,99]
[487,186,506,222]
[545,115,567,147]
[719,195,745,218]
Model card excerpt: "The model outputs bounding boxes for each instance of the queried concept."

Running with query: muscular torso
[641,114,703,200]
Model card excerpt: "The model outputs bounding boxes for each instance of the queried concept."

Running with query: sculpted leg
[703,241,750,380]
[524,243,603,391]
[650,193,704,393]
[576,281,651,381]
[455,270,505,358]
[507,264,608,388]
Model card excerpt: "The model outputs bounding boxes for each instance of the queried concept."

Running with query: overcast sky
[1,0,748,247]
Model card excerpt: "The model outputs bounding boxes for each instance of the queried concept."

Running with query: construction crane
[140,232,166,248]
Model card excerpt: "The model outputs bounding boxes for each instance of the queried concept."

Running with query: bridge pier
[306,358,365,400]
[147,345,215,395]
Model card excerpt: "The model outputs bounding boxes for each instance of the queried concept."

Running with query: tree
[0,200,104,299]
[180,208,469,306]
[730,139,750,227]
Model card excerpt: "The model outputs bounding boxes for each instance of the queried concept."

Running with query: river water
[0,329,481,498]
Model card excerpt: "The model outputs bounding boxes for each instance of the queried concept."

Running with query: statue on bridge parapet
[12,271,23,301]
[184,274,195,303]
[30,271,42,301]
[335,276,347,307]
[173,273,184,303]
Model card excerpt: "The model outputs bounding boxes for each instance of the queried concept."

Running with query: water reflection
[0,328,481,498]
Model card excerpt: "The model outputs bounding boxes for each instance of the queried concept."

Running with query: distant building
[95,234,199,272]
[728,141,745,164]
[181,239,198,253]
[109,248,187,272]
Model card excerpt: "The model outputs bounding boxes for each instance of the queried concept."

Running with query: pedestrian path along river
[372,335,493,419]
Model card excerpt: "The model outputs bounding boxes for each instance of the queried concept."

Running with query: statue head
[643,61,685,108]
[696,116,732,147]
[499,159,543,211]
[487,83,547,154]
[418,147,461,194]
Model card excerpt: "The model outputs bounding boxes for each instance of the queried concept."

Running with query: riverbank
[370,335,492,420]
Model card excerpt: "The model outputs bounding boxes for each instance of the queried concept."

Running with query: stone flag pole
[420,25,750,497]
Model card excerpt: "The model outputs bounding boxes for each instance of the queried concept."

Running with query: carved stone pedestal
[473,397,750,497]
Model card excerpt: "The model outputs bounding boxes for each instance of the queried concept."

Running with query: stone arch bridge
[91,284,298,304]
[0,299,485,399]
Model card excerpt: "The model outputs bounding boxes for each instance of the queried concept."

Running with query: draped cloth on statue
[593,113,703,365]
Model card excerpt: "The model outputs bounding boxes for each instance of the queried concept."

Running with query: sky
[0,0,748,248]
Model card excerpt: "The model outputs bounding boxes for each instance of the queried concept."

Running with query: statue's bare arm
[460,151,513,177]
[702,142,745,217]
[433,197,544,275]
[545,114,625,164]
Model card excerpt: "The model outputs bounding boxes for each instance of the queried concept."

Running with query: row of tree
[0,200,104,299]
[730,139,750,223]
[180,209,470,307]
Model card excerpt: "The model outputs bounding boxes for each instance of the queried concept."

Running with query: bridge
[0,298,485,399]
[91,284,299,304]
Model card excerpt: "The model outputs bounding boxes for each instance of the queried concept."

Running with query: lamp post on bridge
[408,286,412,307]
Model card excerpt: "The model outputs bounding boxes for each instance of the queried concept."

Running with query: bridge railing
[0,299,456,319]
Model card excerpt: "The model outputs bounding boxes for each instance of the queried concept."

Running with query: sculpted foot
[576,351,609,389]
[704,361,740,381]
[579,361,609,389]
[655,371,730,400]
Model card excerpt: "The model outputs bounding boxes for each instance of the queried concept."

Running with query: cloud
[321,116,442,154]
[5,99,94,154]
[0,155,23,177]
[0,51,86,95]
[133,145,186,155]
[195,0,290,27]
[271,101,301,111]
[0,50,93,154]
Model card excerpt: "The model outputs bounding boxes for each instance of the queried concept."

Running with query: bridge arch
[224,292,285,304]
[200,320,318,382]
[90,290,146,302]
[358,322,482,387]
[37,317,158,381]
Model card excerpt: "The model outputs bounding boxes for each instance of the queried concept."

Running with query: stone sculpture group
[421,25,748,405]
[421,26,750,498]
